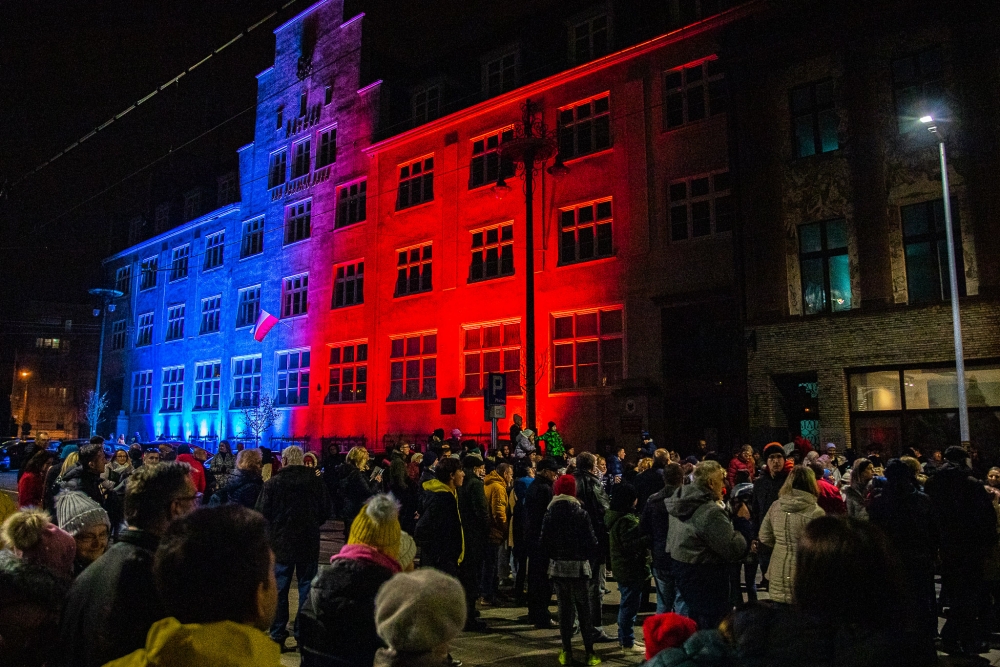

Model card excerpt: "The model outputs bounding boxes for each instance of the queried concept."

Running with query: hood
[664,483,715,520]
[484,471,506,488]
[109,617,279,667]
[776,489,819,513]
[604,509,632,529]
[422,478,456,496]
[176,454,202,468]
[333,543,401,574]
[547,494,579,509]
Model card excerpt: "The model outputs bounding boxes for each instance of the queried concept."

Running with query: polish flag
[252,310,279,342]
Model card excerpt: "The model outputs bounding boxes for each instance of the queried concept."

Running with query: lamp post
[919,115,969,445]
[19,370,30,436]
[89,287,123,406]
[495,99,565,433]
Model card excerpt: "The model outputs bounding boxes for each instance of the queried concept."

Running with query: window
[140,256,158,290]
[299,90,308,117]
[552,308,624,390]
[133,371,153,413]
[469,129,514,189]
[194,361,221,410]
[395,243,433,296]
[664,58,726,128]
[115,266,131,295]
[217,172,237,206]
[799,219,852,315]
[559,199,614,264]
[111,320,127,350]
[183,191,201,221]
[268,151,287,189]
[166,304,186,341]
[571,14,609,64]
[317,127,337,168]
[791,80,838,157]
[333,261,364,308]
[412,86,440,125]
[328,342,368,403]
[200,295,221,334]
[463,322,521,396]
[136,312,154,347]
[397,156,434,209]
[324,86,333,105]
[169,245,189,281]
[672,0,737,27]
[484,52,518,96]
[155,203,171,233]
[282,274,309,317]
[276,106,283,130]
[291,139,311,179]
[241,217,264,258]
[236,285,261,328]
[284,200,311,245]
[901,198,965,303]
[558,95,611,159]
[232,356,262,408]
[276,350,310,406]
[203,231,224,270]
[892,47,944,129]
[336,180,367,228]
[161,367,184,412]
[389,333,437,400]
[35,338,60,349]
[470,223,514,282]
[669,172,733,241]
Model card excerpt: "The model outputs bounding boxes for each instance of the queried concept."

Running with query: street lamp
[495,98,566,433]
[89,287,123,410]
[920,114,969,445]
[18,370,30,436]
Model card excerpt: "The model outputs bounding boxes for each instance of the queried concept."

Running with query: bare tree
[240,394,279,445]
[82,390,109,437]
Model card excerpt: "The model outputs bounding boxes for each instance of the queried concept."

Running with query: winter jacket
[540,495,598,564]
[102,617,280,667]
[751,470,787,537]
[644,629,736,667]
[640,484,680,572]
[844,485,869,521]
[175,454,206,493]
[43,462,63,512]
[606,509,651,584]
[727,457,756,488]
[608,455,624,478]
[210,451,236,488]
[337,464,379,525]
[18,470,44,508]
[869,480,939,568]
[665,484,747,565]
[255,464,332,563]
[815,478,846,515]
[458,473,489,563]
[573,470,611,551]
[483,471,511,544]
[298,544,399,667]
[523,474,555,550]
[208,468,263,509]
[102,461,133,486]
[759,490,825,603]
[59,465,124,535]
[924,461,997,558]
[634,467,665,513]
[414,479,464,570]
[538,428,565,458]
[514,431,535,459]
[59,529,164,667]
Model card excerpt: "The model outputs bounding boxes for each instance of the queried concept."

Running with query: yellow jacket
[483,471,510,545]
[103,617,280,667]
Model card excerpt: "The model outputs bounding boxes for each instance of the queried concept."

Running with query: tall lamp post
[495,99,567,433]
[89,287,123,407]
[19,370,30,436]
[920,115,969,445]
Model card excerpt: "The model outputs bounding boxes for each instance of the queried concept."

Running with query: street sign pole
[484,372,507,456]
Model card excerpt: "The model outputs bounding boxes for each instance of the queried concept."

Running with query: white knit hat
[397,532,416,570]
[375,569,466,652]
[55,491,110,537]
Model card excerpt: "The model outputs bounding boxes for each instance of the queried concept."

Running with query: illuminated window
[397,156,434,210]
[317,126,337,168]
[892,47,944,130]
[484,52,518,96]
[166,304,185,341]
[169,245,189,282]
[799,219,852,315]
[276,349,310,406]
[668,172,732,241]
[140,257,158,290]
[463,322,521,397]
[571,14,609,64]
[902,198,965,303]
[282,273,309,318]
[284,200,311,245]
[558,95,611,159]
[328,342,368,403]
[111,320,127,351]
[241,217,264,258]
[333,261,364,308]
[664,59,725,129]
[217,171,237,206]
[336,180,366,228]
[203,231,224,271]
[469,128,514,189]
[395,243,433,297]
[35,338,61,349]
[200,295,221,334]
[470,223,514,282]
[133,370,153,413]
[559,199,613,264]
[115,266,131,295]
[161,366,185,412]
[791,80,839,157]
[268,150,287,189]
[236,285,261,328]
[291,139,311,179]
[552,308,624,390]
[136,312,154,347]
[232,356,262,408]
[194,361,221,410]
[412,85,440,125]
[389,333,437,401]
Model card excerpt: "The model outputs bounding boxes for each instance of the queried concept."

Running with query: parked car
[0,439,32,471]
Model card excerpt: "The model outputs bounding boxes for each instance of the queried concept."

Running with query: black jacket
[298,556,396,667]
[869,480,939,566]
[751,470,788,537]
[540,497,598,563]
[414,481,463,572]
[209,468,263,509]
[336,464,379,525]
[43,461,63,513]
[256,464,332,563]
[923,462,996,558]
[524,474,555,551]
[458,474,489,563]
[58,529,163,667]
[573,470,610,551]
[634,467,665,513]
[640,483,680,572]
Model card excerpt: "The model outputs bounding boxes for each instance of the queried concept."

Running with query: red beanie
[553,474,576,497]
[643,612,698,660]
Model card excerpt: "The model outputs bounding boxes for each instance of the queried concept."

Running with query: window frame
[284,200,311,245]
[469,222,515,282]
[236,285,261,329]
[798,218,852,315]
[396,156,435,210]
[240,217,264,259]
[275,349,311,407]
[327,341,369,403]
[111,320,127,351]
[291,138,312,179]
[891,46,945,131]
[483,50,519,97]
[231,355,262,408]
[668,171,733,241]
[469,127,515,190]
[336,179,367,228]
[790,79,839,158]
[317,126,337,168]
[394,242,433,297]
[165,304,186,341]
[140,256,158,291]
[558,198,614,265]
[663,57,726,130]
[200,295,222,335]
[132,370,153,413]
[388,332,437,401]
[332,260,365,309]
[169,245,190,282]
[115,266,131,295]
[136,312,154,347]
[203,231,225,271]
[570,13,610,64]
[193,360,221,411]
[160,366,185,412]
[462,320,522,398]
[281,273,309,318]
[412,85,441,125]
[551,307,625,392]
[268,150,287,189]
[901,198,965,304]
[558,94,612,160]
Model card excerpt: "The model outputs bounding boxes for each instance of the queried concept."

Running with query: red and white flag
[252,309,279,342]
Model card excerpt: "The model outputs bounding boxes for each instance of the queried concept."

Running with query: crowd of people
[2,426,999,667]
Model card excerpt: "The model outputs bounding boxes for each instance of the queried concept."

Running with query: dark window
[140,257,157,290]
[328,343,368,403]
[791,79,839,157]
[799,219,852,315]
[236,286,261,328]
[389,333,437,400]
[241,218,264,258]
[901,198,965,303]
[470,129,515,189]
[115,266,131,295]
[136,313,154,347]
[276,106,283,130]
[133,371,152,413]
[291,139,311,179]
[203,231,224,270]
[299,91,308,117]
[395,244,433,296]
[558,95,611,159]
[166,304,185,341]
[397,157,434,209]
[669,172,732,241]
[336,180,366,228]
[664,59,725,129]
[470,224,514,282]
[892,47,945,129]
[169,245,189,282]
[552,308,624,390]
[317,127,336,168]
[284,200,311,244]
[282,274,308,318]
[485,52,518,96]
[200,296,221,334]
[572,15,609,64]
[333,261,364,308]
[463,322,522,396]
[559,199,613,264]
[413,86,440,125]
[268,151,287,189]
[324,86,333,105]
[111,320,127,350]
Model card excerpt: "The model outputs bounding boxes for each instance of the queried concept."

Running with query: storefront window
[849,371,901,411]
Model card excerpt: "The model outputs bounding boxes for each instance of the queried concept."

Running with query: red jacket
[816,478,847,515]
[727,456,756,488]
[176,454,206,493]
[18,471,44,508]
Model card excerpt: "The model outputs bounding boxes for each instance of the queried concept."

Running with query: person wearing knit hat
[751,442,789,593]
[56,490,111,573]
[2,509,76,579]
[397,532,416,572]
[374,569,466,667]
[642,612,698,660]
[299,495,403,666]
